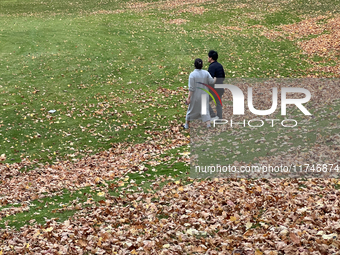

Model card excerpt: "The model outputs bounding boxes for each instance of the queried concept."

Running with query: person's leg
[215,91,223,119]
[185,111,190,129]
[215,98,222,119]
[208,96,216,118]
[209,105,216,118]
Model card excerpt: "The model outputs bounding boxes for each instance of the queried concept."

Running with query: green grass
[0,0,339,229]
[0,13,189,163]
[0,17,308,163]
[1,0,337,164]
[0,0,124,15]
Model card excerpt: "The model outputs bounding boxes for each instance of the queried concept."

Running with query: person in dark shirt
[207,50,225,120]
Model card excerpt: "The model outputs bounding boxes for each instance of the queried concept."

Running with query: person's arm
[207,72,215,86]
[186,91,193,105]
[208,64,217,88]
[208,64,215,79]
[217,64,225,84]
[186,73,195,105]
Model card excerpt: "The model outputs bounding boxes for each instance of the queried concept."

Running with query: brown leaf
[289,232,300,245]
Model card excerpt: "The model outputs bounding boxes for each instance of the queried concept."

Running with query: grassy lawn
[0,0,340,253]
[1,0,338,164]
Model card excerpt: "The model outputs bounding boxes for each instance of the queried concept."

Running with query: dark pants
[209,89,224,119]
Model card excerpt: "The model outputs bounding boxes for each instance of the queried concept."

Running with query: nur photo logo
[196,82,222,115]
[199,81,312,128]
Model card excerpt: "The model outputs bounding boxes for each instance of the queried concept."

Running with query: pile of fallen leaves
[260,15,340,55]
[89,10,126,15]
[261,16,326,41]
[298,16,340,56]
[167,19,190,25]
[0,125,188,216]
[260,15,340,76]
[281,16,326,40]
[220,25,244,31]
[178,6,206,15]
[1,178,340,254]
[126,0,213,11]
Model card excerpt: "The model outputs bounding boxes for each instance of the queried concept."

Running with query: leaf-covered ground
[0,0,340,254]
[1,177,340,254]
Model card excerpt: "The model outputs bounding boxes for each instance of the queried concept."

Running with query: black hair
[194,58,203,69]
[208,50,218,61]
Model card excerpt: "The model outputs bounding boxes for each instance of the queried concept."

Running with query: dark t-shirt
[208,61,225,95]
